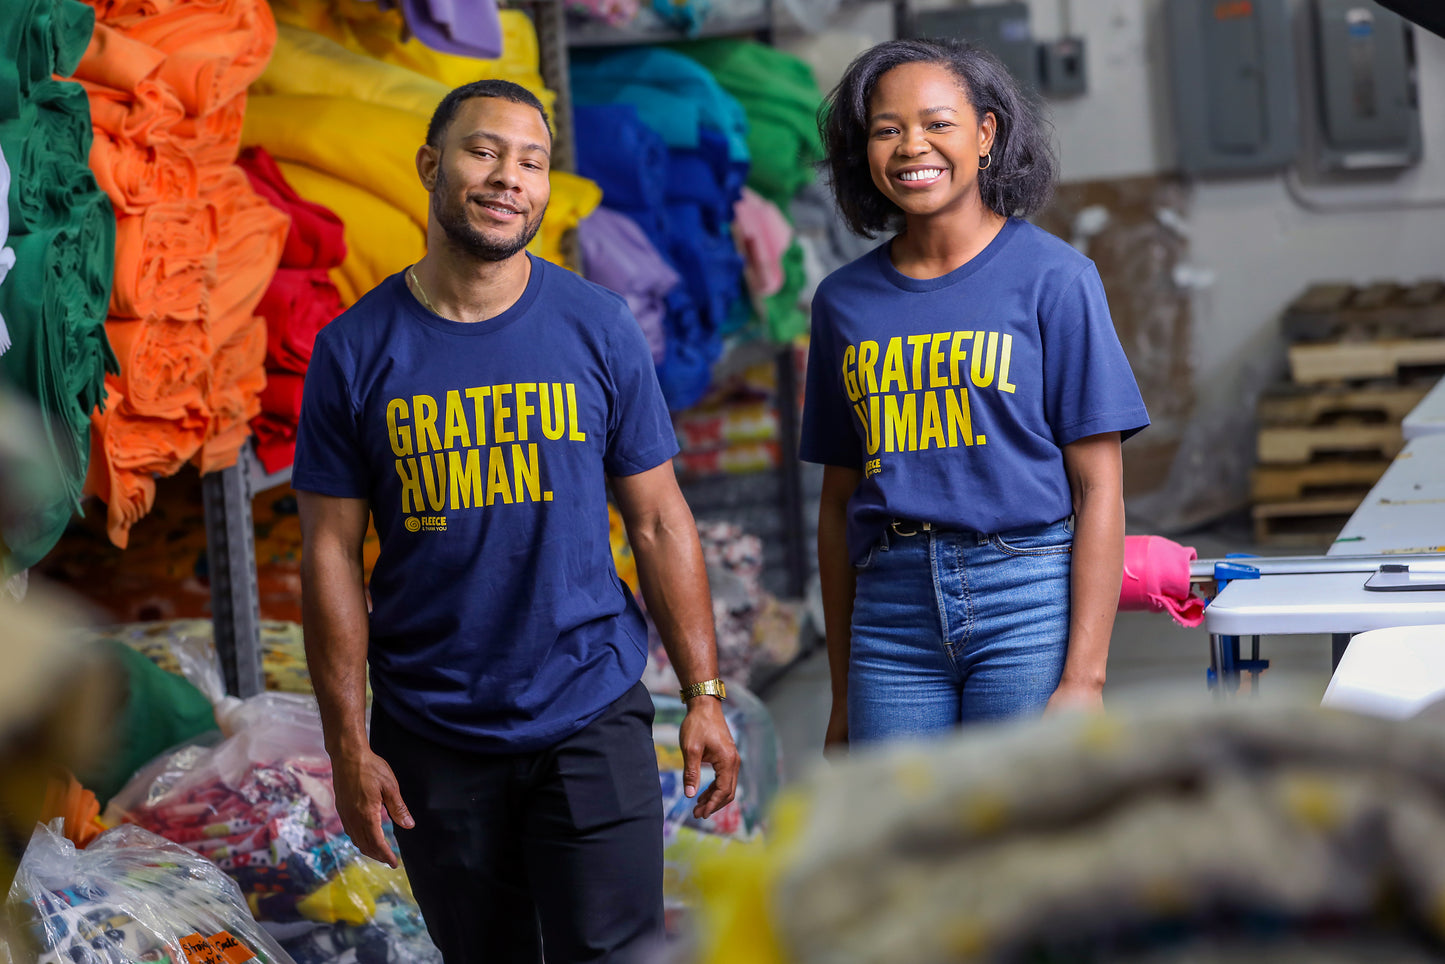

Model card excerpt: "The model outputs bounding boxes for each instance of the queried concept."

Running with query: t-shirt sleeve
[799,299,863,469]
[292,329,369,498]
[604,302,680,477]
[1043,264,1151,447]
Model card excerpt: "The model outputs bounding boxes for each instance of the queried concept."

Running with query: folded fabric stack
[673,39,825,341]
[247,7,599,305]
[240,146,345,474]
[76,0,289,548]
[107,692,441,964]
[572,48,750,410]
[0,0,118,573]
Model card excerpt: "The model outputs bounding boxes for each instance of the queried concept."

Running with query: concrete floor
[760,516,1339,786]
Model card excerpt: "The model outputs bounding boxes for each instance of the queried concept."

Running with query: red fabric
[1120,535,1207,628]
[252,372,303,473]
[238,146,346,270]
[259,268,342,373]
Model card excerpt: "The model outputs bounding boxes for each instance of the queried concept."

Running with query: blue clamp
[1213,554,1261,592]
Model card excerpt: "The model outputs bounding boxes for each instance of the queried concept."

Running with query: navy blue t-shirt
[800,218,1149,564]
[292,255,678,753]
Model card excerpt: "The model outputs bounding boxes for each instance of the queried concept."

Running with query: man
[293,79,739,964]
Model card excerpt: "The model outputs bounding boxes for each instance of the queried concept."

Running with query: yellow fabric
[243,24,598,273]
[691,792,807,964]
[267,0,553,116]
[275,161,424,306]
[243,94,430,226]
[257,23,449,117]
[295,859,419,925]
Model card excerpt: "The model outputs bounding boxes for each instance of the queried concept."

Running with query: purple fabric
[398,0,503,58]
[578,207,676,365]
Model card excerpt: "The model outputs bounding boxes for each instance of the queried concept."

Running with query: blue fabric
[572,105,667,214]
[847,520,1073,744]
[570,47,750,163]
[574,102,745,411]
[291,257,678,753]
[800,219,1149,564]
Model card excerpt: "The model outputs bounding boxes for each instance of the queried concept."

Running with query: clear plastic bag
[100,694,440,964]
[7,821,295,964]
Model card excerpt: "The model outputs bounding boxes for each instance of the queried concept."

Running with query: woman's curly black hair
[818,38,1056,238]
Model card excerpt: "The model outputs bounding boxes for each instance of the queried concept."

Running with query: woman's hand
[1043,676,1104,716]
[824,700,849,752]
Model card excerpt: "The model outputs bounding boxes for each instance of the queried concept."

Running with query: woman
[800,39,1149,748]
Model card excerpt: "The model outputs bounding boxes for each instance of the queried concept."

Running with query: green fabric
[0,0,116,574]
[0,0,95,118]
[0,187,117,573]
[77,639,219,808]
[0,81,95,235]
[763,239,808,342]
[672,39,825,211]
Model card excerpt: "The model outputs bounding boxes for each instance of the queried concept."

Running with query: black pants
[370,682,664,964]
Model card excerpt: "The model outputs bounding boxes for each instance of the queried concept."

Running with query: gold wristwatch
[680,678,727,703]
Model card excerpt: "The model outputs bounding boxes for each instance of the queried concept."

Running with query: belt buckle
[891,520,931,537]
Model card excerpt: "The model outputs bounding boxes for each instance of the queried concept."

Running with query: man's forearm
[301,545,373,757]
[629,510,718,686]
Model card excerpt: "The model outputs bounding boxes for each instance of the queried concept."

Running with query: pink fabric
[1120,535,1206,627]
[731,187,791,300]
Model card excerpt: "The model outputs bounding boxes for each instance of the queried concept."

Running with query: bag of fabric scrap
[101,693,440,964]
[6,821,292,964]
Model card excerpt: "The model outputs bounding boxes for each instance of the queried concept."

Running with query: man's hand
[824,700,849,752]
[679,697,739,820]
[1043,676,1105,716]
[331,747,415,867]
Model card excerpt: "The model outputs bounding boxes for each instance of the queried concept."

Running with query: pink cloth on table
[1120,535,1206,628]
[731,186,791,300]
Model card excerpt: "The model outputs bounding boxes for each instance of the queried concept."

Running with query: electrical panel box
[1165,0,1299,176]
[1038,37,1087,97]
[910,3,1038,92]
[1311,0,1421,170]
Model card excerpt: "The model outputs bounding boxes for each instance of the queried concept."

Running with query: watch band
[679,678,727,703]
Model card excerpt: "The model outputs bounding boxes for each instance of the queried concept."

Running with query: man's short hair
[426,80,552,149]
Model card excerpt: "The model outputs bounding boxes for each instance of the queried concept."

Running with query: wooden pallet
[1256,382,1432,427]
[1250,459,1391,502]
[1252,496,1364,547]
[1256,423,1404,464]
[1287,337,1445,384]
[1282,280,1445,343]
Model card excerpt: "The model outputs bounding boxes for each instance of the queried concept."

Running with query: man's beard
[432,166,546,262]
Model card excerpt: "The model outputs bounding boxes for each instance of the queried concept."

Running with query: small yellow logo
[865,458,882,479]
[405,517,422,532]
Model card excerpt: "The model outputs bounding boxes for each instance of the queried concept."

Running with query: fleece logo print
[386,382,588,528]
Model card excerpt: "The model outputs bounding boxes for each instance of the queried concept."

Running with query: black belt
[889,519,933,537]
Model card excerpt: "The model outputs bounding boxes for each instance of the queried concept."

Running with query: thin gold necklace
[408,264,437,314]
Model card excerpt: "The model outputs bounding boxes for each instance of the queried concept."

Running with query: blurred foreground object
[691,701,1445,962]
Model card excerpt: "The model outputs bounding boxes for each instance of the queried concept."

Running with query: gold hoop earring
[978,152,992,171]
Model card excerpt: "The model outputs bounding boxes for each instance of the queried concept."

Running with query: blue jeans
[848,519,1073,744]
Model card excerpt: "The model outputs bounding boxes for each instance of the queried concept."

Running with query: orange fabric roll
[194,314,266,473]
[169,91,246,170]
[205,165,289,335]
[105,317,212,420]
[108,0,277,117]
[108,201,218,321]
[88,130,198,214]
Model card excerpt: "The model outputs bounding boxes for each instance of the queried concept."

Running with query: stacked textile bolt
[77,0,289,547]
[0,0,118,574]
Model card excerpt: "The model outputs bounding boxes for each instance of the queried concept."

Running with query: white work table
[1204,432,1445,690]
[1402,376,1445,440]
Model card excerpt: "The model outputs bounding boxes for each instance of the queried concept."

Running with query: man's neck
[409,246,532,325]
